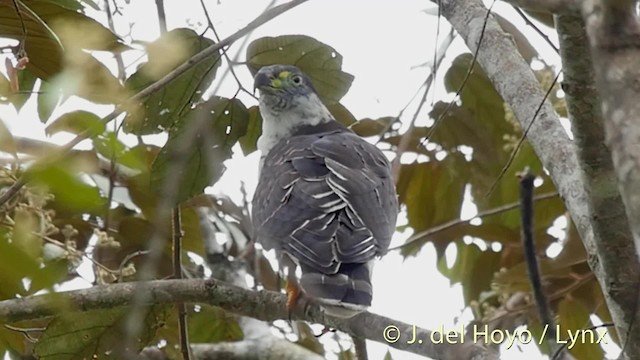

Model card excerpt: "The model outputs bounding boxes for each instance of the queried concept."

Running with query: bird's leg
[286,279,300,312]
[286,276,301,312]
[280,254,301,320]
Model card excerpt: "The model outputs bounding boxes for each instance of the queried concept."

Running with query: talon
[314,325,336,338]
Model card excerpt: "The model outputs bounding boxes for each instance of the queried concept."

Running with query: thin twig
[0,0,310,208]
[419,0,496,149]
[10,0,27,56]
[172,207,190,360]
[104,0,126,81]
[518,168,559,355]
[390,191,557,251]
[3,324,45,343]
[487,273,594,326]
[118,250,150,282]
[513,6,559,54]
[154,0,167,33]
[391,29,454,182]
[199,0,257,100]
[485,69,561,197]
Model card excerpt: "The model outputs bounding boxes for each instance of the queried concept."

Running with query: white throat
[257,92,333,157]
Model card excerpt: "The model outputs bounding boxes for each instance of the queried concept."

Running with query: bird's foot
[286,279,301,321]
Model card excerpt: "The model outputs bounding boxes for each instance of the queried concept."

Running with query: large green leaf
[124,28,222,135]
[8,69,37,111]
[557,298,605,360]
[150,97,249,205]
[34,306,168,359]
[28,163,106,214]
[238,106,262,155]
[0,235,40,299]
[437,241,502,304]
[51,49,126,104]
[45,110,105,136]
[350,117,394,137]
[0,0,126,80]
[37,79,61,122]
[396,155,467,257]
[246,35,354,104]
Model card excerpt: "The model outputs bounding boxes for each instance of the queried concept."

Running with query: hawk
[251,64,398,318]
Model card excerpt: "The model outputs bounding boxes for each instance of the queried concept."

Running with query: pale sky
[0,1,619,359]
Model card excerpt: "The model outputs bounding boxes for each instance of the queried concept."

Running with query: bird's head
[253,65,334,155]
[253,65,331,120]
[254,64,317,103]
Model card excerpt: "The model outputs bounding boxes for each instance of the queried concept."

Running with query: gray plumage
[251,64,398,317]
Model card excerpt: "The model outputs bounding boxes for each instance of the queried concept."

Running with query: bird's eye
[292,75,302,85]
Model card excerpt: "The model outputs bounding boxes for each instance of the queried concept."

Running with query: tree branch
[0,278,498,360]
[499,0,578,14]
[579,1,640,357]
[555,10,640,356]
[437,0,640,356]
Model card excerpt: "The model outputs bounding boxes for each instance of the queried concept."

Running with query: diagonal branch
[0,278,498,360]
[436,0,640,356]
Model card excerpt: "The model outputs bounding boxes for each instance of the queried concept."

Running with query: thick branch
[0,279,497,360]
[555,11,639,354]
[580,2,640,357]
[438,0,639,355]
[499,0,578,14]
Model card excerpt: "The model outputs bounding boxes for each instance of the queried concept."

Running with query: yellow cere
[271,71,291,88]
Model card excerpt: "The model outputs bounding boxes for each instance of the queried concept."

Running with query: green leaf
[34,1,128,52]
[46,110,105,136]
[0,1,127,80]
[38,80,61,122]
[93,131,127,160]
[34,306,168,359]
[150,97,249,205]
[124,28,222,135]
[350,117,394,137]
[246,35,354,104]
[28,164,106,214]
[9,69,37,111]
[238,106,262,155]
[437,241,502,304]
[53,50,127,104]
[0,236,40,299]
[27,258,69,295]
[0,2,63,79]
[557,298,604,360]
[383,350,394,360]
[188,305,243,343]
[327,102,356,127]
[396,157,466,257]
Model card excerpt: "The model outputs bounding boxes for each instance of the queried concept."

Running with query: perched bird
[251,64,398,318]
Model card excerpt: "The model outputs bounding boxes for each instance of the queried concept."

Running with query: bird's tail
[299,261,374,318]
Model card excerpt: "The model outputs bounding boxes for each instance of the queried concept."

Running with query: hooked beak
[253,70,273,94]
